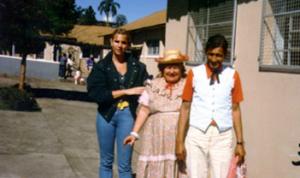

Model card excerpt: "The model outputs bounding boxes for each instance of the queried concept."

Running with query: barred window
[259,0,300,73]
[147,40,160,56]
[186,0,237,65]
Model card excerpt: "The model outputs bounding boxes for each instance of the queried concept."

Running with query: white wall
[0,55,59,80]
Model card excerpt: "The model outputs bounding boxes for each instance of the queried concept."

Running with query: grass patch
[0,85,41,112]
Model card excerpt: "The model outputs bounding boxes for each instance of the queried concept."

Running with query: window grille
[259,0,300,71]
[147,40,160,56]
[186,0,237,65]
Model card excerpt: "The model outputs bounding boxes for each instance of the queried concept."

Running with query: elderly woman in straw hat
[124,49,188,178]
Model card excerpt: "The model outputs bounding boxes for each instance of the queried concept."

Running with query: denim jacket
[87,52,149,122]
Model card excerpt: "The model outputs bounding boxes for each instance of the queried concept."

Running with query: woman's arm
[112,61,148,99]
[232,103,246,164]
[175,101,191,161]
[132,105,150,133]
[87,62,146,103]
[112,87,145,99]
[123,104,150,145]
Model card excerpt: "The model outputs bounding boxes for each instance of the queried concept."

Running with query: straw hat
[155,49,189,64]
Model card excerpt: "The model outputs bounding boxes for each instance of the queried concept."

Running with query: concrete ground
[0,75,138,178]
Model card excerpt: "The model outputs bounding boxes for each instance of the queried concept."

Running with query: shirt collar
[205,63,213,78]
[205,63,224,78]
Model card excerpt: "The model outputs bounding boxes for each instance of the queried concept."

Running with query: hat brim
[155,55,189,64]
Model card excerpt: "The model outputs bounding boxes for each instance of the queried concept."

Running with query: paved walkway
[0,75,138,178]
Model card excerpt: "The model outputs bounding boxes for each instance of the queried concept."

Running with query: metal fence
[259,0,300,68]
[186,0,237,65]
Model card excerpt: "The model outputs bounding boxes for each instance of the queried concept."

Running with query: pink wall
[166,0,300,177]
[235,1,300,177]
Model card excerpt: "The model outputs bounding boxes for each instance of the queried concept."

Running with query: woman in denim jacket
[87,28,148,178]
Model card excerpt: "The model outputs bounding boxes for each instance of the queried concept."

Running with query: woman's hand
[235,144,246,165]
[125,87,145,95]
[175,141,186,161]
[123,135,136,146]
[176,141,187,174]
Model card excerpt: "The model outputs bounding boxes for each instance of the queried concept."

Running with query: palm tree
[116,14,127,27]
[98,0,120,25]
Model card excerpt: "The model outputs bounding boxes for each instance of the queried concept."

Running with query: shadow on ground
[32,88,93,102]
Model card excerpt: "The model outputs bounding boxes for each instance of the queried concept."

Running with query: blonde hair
[112,28,131,43]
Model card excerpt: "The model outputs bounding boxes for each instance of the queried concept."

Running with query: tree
[42,0,78,61]
[98,0,120,25]
[115,14,127,27]
[78,6,98,25]
[0,0,77,90]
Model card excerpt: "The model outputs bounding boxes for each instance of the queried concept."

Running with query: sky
[75,0,167,23]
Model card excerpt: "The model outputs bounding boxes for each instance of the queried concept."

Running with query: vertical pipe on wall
[231,0,238,65]
[258,0,266,65]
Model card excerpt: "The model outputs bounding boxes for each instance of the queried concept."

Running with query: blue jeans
[96,108,134,178]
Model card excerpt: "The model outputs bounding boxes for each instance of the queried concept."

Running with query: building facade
[165,0,300,177]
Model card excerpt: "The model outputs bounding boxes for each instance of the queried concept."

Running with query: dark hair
[205,34,228,55]
[158,63,186,78]
[112,28,131,43]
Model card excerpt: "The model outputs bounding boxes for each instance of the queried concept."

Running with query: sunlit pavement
[0,75,139,178]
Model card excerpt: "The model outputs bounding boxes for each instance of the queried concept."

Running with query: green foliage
[98,0,120,23]
[78,6,98,25]
[41,0,78,35]
[115,14,127,27]
[0,0,78,54]
[0,0,46,54]
[0,0,78,89]
[0,86,41,111]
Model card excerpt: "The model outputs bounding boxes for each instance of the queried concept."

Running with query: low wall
[0,55,59,80]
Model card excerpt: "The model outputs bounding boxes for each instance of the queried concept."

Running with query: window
[186,0,237,65]
[147,40,160,56]
[259,0,300,72]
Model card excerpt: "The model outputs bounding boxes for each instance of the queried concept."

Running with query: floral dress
[135,77,187,178]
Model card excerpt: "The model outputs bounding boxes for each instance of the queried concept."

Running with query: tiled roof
[67,25,114,46]
[101,9,166,36]
[64,9,166,46]
[122,10,166,31]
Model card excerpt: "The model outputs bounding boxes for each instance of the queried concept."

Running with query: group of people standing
[58,53,75,79]
[87,28,246,178]
[59,53,95,85]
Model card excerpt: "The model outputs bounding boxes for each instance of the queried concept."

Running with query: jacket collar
[105,52,139,88]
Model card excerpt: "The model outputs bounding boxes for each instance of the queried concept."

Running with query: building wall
[165,0,189,53]
[234,1,300,177]
[60,44,82,68]
[166,0,300,177]
[0,55,59,80]
[43,42,54,61]
[43,43,92,77]
[134,27,165,76]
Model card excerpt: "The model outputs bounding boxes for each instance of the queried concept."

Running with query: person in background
[176,34,246,178]
[87,28,149,178]
[87,55,95,73]
[124,50,188,178]
[74,67,82,85]
[66,54,74,78]
[58,53,67,79]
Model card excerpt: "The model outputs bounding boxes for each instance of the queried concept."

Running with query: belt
[117,100,129,110]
